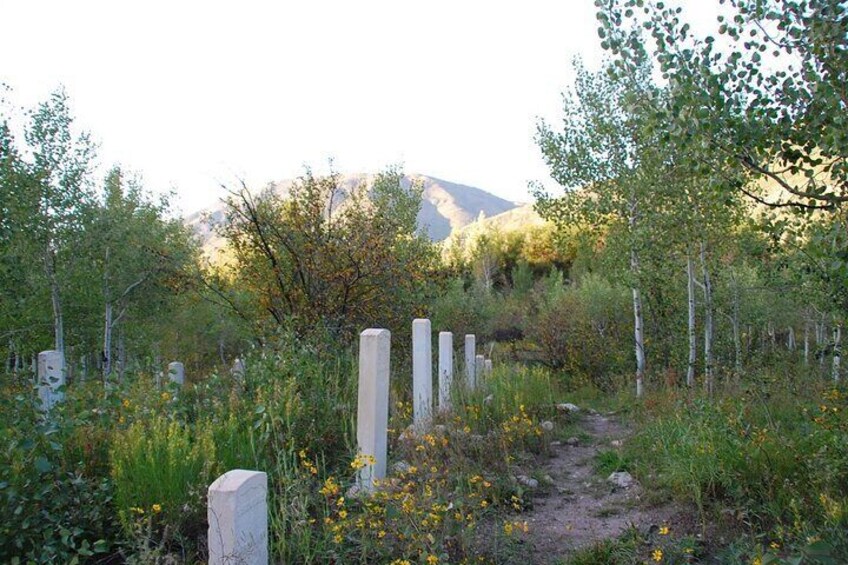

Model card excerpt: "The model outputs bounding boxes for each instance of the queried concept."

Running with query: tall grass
[625,373,848,558]
[111,416,218,534]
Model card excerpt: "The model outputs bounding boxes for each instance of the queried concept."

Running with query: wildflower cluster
[280,399,544,562]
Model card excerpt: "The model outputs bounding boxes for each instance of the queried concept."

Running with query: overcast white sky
[0,1,719,215]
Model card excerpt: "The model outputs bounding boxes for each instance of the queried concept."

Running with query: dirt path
[520,411,679,563]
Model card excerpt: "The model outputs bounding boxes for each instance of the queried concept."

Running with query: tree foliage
[217,168,440,341]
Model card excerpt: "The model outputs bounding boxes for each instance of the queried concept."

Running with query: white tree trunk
[686,250,697,386]
[45,249,64,354]
[833,324,842,381]
[787,327,796,352]
[730,270,742,374]
[633,283,646,397]
[103,300,113,378]
[628,193,646,397]
[700,241,714,394]
[804,320,810,366]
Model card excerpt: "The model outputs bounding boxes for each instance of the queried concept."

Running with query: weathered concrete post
[464,334,476,389]
[412,319,433,426]
[438,331,453,411]
[208,469,268,565]
[475,354,485,382]
[37,350,65,412]
[231,358,246,381]
[484,358,493,376]
[357,329,390,492]
[167,361,185,386]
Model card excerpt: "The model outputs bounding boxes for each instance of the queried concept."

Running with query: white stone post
[37,350,65,412]
[412,319,433,426]
[167,361,185,386]
[464,334,476,389]
[475,354,485,382]
[232,358,246,381]
[208,469,268,565]
[357,329,390,492]
[484,358,493,376]
[438,332,453,411]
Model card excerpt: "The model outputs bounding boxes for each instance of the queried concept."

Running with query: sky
[0,1,719,216]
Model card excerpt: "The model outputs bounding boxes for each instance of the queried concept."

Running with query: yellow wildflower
[320,477,340,497]
[652,548,663,562]
[152,503,162,514]
[659,525,669,535]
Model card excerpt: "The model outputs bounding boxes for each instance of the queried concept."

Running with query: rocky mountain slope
[185,173,521,247]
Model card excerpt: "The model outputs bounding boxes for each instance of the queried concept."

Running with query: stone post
[464,334,476,389]
[484,358,493,375]
[357,329,390,492]
[37,350,65,412]
[412,319,433,426]
[208,469,268,565]
[167,361,184,386]
[475,354,485,382]
[438,331,453,411]
[232,358,246,381]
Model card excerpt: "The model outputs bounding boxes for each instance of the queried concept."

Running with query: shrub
[527,274,631,385]
[0,379,119,563]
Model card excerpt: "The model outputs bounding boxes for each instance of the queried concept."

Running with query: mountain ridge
[185,173,522,250]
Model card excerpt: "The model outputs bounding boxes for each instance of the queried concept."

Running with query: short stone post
[475,354,485,382]
[412,319,433,426]
[464,334,476,389]
[37,350,65,412]
[167,361,185,386]
[208,469,268,565]
[484,358,493,376]
[231,358,246,381]
[438,332,453,411]
[357,329,390,492]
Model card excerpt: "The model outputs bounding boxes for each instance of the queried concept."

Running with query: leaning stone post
[412,319,433,426]
[37,350,65,412]
[208,469,268,565]
[464,334,476,389]
[167,361,184,386]
[357,329,391,492]
[438,332,453,411]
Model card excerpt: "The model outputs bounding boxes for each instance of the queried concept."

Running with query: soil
[518,411,685,564]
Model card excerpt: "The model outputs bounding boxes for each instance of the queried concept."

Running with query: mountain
[184,173,520,251]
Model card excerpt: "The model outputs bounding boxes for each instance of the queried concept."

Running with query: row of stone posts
[35,351,187,413]
[359,319,493,492]
[204,319,494,565]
